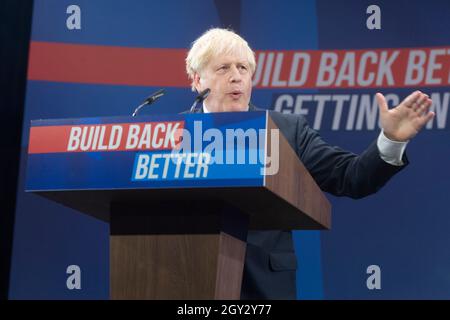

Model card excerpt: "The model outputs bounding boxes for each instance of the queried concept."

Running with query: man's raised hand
[377,91,435,142]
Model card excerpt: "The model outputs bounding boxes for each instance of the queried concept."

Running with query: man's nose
[229,65,242,82]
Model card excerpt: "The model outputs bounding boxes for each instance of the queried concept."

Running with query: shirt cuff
[377,131,409,166]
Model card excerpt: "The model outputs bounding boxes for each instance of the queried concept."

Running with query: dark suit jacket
[187,103,408,299]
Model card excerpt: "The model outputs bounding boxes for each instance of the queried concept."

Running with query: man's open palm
[377,91,435,142]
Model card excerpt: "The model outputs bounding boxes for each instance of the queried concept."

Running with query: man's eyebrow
[214,61,248,69]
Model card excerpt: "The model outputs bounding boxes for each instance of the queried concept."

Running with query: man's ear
[193,73,202,93]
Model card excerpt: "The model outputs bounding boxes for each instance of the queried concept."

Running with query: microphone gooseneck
[132,88,165,117]
[189,88,211,113]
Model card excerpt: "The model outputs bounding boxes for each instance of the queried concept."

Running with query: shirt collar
[202,102,250,113]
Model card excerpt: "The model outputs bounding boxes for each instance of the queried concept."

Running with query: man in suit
[185,28,435,299]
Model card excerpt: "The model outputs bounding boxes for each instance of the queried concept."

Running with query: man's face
[194,51,253,112]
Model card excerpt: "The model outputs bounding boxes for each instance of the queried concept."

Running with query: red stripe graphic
[28,41,450,89]
[253,47,450,89]
[28,121,184,154]
[28,41,190,87]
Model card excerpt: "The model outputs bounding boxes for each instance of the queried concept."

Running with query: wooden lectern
[26,111,331,299]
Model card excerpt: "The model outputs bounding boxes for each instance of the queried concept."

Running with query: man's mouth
[229,91,243,99]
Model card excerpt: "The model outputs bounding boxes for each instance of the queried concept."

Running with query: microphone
[189,88,211,113]
[132,89,165,117]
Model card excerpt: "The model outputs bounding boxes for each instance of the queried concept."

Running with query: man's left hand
[377,91,435,142]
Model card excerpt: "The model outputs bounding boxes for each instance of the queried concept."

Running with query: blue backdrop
[9,0,450,299]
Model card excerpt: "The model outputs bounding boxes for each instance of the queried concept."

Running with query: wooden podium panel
[26,111,331,299]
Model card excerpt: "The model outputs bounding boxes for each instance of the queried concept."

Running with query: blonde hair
[186,28,256,91]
